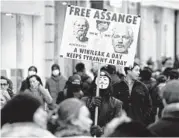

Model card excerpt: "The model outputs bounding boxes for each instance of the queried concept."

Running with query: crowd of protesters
[1,56,179,137]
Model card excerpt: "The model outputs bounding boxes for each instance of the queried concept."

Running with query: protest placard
[60,5,141,67]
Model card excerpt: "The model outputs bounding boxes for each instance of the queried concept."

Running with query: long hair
[26,75,43,89]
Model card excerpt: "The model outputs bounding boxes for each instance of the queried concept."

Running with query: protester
[56,74,83,104]
[20,66,38,92]
[49,98,92,137]
[24,75,53,108]
[148,80,179,137]
[82,70,122,137]
[1,93,55,137]
[0,76,14,98]
[113,63,152,125]
[45,64,67,104]
[75,62,92,96]
[140,67,162,123]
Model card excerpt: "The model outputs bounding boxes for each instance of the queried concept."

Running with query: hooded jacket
[45,75,67,103]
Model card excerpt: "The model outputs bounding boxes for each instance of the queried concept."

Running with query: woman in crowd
[1,93,55,137]
[45,64,67,104]
[24,75,53,108]
[48,98,92,137]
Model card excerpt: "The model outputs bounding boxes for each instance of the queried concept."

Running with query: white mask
[52,70,60,76]
[28,71,36,76]
[95,75,110,89]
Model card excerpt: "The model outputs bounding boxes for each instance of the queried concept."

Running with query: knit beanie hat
[162,80,179,104]
[57,98,84,123]
[1,93,41,127]
[28,66,38,73]
[68,74,81,85]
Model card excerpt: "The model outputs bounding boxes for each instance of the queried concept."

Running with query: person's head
[55,98,92,132]
[28,66,37,77]
[96,20,110,32]
[91,70,112,97]
[27,75,43,89]
[124,63,140,80]
[162,57,173,68]
[162,80,179,105]
[156,75,167,83]
[51,64,60,76]
[168,69,179,80]
[112,25,133,53]
[73,18,89,41]
[0,76,9,91]
[67,74,83,99]
[162,67,173,80]
[75,62,85,73]
[106,65,117,74]
[140,67,152,81]
[1,93,47,128]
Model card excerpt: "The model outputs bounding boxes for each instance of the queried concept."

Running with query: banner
[60,5,141,67]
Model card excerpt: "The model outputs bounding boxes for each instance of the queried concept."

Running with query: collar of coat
[55,124,90,137]
[1,122,55,137]
[162,103,179,119]
[51,74,62,81]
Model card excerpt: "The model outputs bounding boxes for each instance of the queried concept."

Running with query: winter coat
[1,122,56,137]
[45,75,67,103]
[54,124,91,138]
[148,103,179,137]
[24,86,52,105]
[110,74,121,85]
[113,79,152,125]
[82,96,122,128]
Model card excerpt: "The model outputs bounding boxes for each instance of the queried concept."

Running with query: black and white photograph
[1,0,179,137]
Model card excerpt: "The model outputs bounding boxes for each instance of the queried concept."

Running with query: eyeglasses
[0,83,8,86]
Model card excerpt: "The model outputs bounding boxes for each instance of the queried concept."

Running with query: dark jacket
[148,103,179,137]
[45,75,67,103]
[113,79,152,125]
[76,72,92,96]
[110,74,121,85]
[81,96,122,128]
[141,78,163,123]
